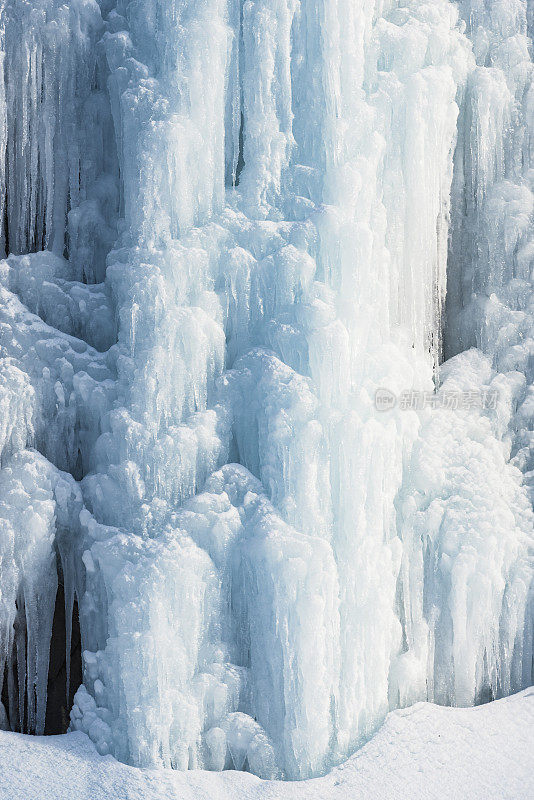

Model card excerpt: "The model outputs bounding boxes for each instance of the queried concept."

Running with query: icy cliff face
[0,0,532,782]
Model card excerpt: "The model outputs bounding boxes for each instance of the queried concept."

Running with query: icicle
[239,0,299,213]
[1,0,104,263]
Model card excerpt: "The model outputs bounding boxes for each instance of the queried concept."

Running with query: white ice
[0,0,532,784]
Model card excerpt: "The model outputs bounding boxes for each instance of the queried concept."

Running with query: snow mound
[1,690,533,800]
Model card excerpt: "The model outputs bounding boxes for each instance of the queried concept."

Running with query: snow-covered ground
[1,689,533,800]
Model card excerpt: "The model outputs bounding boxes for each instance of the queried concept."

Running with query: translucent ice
[0,0,532,783]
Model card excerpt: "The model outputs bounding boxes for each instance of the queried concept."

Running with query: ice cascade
[0,0,532,782]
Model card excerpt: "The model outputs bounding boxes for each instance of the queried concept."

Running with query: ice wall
[0,0,117,278]
[447,0,534,504]
[0,0,532,782]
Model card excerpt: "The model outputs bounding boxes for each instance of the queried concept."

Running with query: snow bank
[1,689,534,800]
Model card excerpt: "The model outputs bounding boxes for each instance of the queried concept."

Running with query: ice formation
[0,0,532,782]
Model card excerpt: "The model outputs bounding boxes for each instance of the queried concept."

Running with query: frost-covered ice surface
[446,0,534,506]
[1,689,534,800]
[0,0,533,784]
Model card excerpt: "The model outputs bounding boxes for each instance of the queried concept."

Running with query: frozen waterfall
[0,0,532,782]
